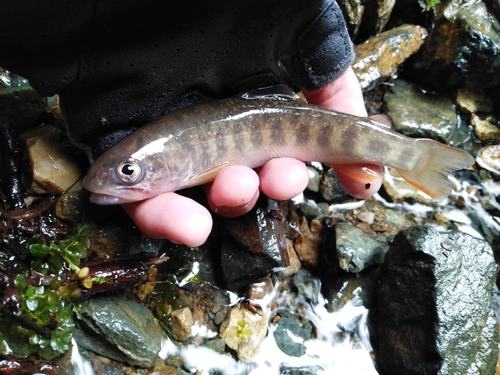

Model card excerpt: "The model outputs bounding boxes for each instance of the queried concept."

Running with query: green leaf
[29,243,53,257]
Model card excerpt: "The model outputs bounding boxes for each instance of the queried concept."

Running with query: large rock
[353,24,427,91]
[384,79,458,143]
[75,295,168,368]
[407,0,500,89]
[373,225,497,375]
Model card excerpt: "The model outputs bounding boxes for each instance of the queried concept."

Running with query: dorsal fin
[240,85,305,102]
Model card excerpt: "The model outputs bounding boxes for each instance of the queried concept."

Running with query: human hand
[123,67,382,246]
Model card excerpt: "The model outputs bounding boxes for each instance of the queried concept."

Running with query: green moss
[0,224,93,359]
[425,0,441,10]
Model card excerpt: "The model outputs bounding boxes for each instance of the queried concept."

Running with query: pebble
[246,277,274,301]
[335,223,385,273]
[470,114,500,141]
[170,307,194,342]
[306,166,320,192]
[20,125,83,194]
[476,145,500,174]
[455,87,493,114]
[219,303,271,362]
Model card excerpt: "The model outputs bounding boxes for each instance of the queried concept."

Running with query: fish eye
[116,159,144,183]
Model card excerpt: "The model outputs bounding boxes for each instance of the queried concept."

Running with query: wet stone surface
[335,222,385,273]
[408,0,500,89]
[384,79,458,143]
[352,24,427,91]
[374,226,498,375]
[76,295,168,368]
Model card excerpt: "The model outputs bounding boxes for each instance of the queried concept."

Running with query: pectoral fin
[188,162,237,186]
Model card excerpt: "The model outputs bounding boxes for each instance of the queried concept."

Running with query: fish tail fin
[396,139,474,201]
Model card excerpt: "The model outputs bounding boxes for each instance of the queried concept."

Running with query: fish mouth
[89,193,141,205]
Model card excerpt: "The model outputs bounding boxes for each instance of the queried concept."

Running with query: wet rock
[455,87,493,114]
[337,0,365,37]
[0,86,52,130]
[55,191,87,222]
[170,307,194,342]
[86,226,133,259]
[160,242,218,285]
[219,233,279,290]
[470,114,500,141]
[408,0,500,89]
[297,199,329,219]
[476,144,500,174]
[76,295,168,368]
[221,197,288,268]
[219,302,271,362]
[384,79,457,143]
[279,238,302,277]
[205,338,226,353]
[319,167,349,202]
[374,225,497,375]
[306,166,320,193]
[292,215,322,268]
[293,268,322,305]
[246,277,274,301]
[272,312,313,357]
[335,222,384,273]
[339,0,396,41]
[353,24,427,91]
[20,125,83,194]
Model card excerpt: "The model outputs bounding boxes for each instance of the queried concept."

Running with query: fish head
[83,133,188,205]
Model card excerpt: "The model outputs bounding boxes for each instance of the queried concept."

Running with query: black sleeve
[0,0,353,158]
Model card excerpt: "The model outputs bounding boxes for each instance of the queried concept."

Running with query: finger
[206,165,260,218]
[122,192,213,246]
[332,163,383,198]
[302,67,368,117]
[258,158,309,200]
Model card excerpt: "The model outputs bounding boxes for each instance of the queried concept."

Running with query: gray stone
[384,79,457,144]
[297,199,323,219]
[293,268,321,305]
[306,166,320,193]
[335,222,384,272]
[272,312,312,357]
[205,338,226,354]
[374,225,498,375]
[77,295,168,368]
[319,167,349,202]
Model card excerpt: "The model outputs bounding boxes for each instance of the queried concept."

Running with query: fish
[83,86,475,205]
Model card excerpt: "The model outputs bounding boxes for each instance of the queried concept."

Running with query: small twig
[0,307,52,339]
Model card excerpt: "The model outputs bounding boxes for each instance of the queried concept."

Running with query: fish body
[83,86,474,204]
